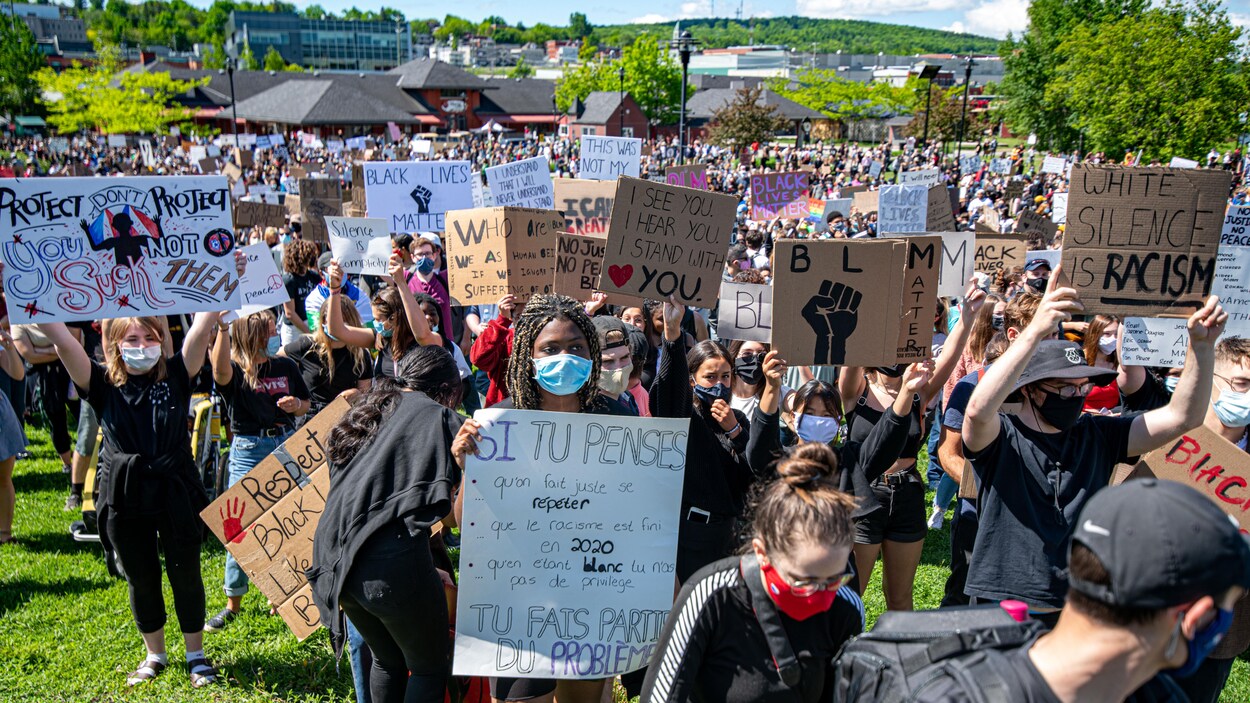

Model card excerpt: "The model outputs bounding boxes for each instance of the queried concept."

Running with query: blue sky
[290,0,1250,40]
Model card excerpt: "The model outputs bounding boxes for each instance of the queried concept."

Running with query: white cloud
[1231,12,1250,29]
[796,0,962,18]
[943,20,967,33]
[960,0,1030,39]
[629,13,671,23]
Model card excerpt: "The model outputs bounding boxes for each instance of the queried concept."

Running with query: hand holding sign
[1187,296,1228,348]
[802,281,861,366]
[451,418,484,471]
[662,296,686,343]
[1030,263,1084,335]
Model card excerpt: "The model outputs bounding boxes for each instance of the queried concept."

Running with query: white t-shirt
[731,384,792,418]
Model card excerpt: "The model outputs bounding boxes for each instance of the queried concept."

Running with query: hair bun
[777,443,836,487]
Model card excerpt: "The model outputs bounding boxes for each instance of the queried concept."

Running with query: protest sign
[749,172,809,220]
[926,185,957,232]
[990,158,1014,175]
[553,178,615,236]
[976,208,1001,234]
[235,243,289,317]
[326,217,391,276]
[362,161,473,233]
[1016,209,1058,242]
[665,164,708,190]
[578,136,642,180]
[974,235,1027,275]
[1005,180,1025,201]
[1051,192,1068,223]
[716,281,772,343]
[486,156,554,209]
[234,149,254,168]
[453,408,687,679]
[0,176,241,324]
[893,235,942,361]
[1118,425,1250,531]
[1060,165,1231,317]
[1041,156,1066,174]
[1214,243,1250,339]
[444,207,564,306]
[898,168,939,187]
[883,232,974,299]
[822,198,854,221]
[1224,206,1250,248]
[197,157,218,175]
[200,397,349,639]
[772,239,926,367]
[960,155,981,174]
[234,200,287,229]
[852,189,878,214]
[297,178,342,244]
[553,232,608,302]
[1026,249,1061,271]
[869,161,883,178]
[1169,157,1199,169]
[877,185,927,234]
[1119,317,1189,367]
[596,177,737,308]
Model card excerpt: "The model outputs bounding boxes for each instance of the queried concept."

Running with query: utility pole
[955,56,975,162]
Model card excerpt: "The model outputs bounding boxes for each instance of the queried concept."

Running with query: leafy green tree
[201,42,226,69]
[578,41,598,63]
[262,45,286,71]
[238,41,259,70]
[556,35,686,123]
[301,4,328,19]
[706,85,789,152]
[904,83,990,145]
[507,59,534,79]
[769,69,916,122]
[569,12,591,39]
[37,51,207,134]
[434,15,475,42]
[0,21,46,117]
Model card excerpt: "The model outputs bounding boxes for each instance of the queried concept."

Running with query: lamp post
[551,94,559,140]
[225,57,240,151]
[916,63,940,149]
[669,30,697,165]
[955,56,975,163]
[395,19,403,68]
[617,64,625,136]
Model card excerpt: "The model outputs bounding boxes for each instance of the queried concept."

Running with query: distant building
[562,92,649,138]
[225,11,413,72]
[2,3,91,64]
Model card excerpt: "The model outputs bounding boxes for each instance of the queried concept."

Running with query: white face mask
[1098,333,1117,355]
[795,413,841,445]
[120,344,161,372]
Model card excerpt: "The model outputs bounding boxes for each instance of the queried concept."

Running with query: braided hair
[505,293,601,412]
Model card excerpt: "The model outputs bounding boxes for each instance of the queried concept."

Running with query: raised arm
[922,280,985,404]
[37,322,93,390]
[325,260,377,349]
[649,297,692,419]
[837,365,865,417]
[210,322,233,386]
[182,311,223,379]
[389,254,441,347]
[1128,296,1225,457]
[746,351,785,475]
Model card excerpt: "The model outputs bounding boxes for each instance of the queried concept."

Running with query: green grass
[1,431,1247,701]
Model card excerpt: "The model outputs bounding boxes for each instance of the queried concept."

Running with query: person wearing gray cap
[915,478,1250,702]
[961,268,1227,616]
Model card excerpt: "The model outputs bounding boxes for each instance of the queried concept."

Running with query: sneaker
[15,451,30,461]
[927,508,944,530]
[203,608,238,633]
[64,493,82,512]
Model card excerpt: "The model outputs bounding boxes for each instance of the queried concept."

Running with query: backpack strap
[901,621,1044,674]
[740,554,802,689]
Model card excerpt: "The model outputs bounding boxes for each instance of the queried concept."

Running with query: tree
[577,41,598,63]
[238,41,259,70]
[507,59,534,79]
[555,35,687,123]
[904,83,991,145]
[769,69,916,123]
[37,53,207,134]
[301,4,328,19]
[0,21,46,117]
[262,45,286,71]
[706,85,789,151]
[569,12,591,39]
[201,43,226,70]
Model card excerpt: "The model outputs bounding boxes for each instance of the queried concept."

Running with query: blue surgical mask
[1213,389,1250,427]
[692,382,731,407]
[266,335,282,358]
[415,256,435,275]
[532,353,593,396]
[1164,376,1180,394]
[372,320,393,339]
[795,413,841,445]
[1169,608,1234,678]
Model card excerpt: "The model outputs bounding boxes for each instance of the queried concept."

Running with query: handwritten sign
[852,189,878,214]
[990,158,1014,175]
[1120,317,1189,367]
[960,155,982,174]
[453,408,687,679]
[883,232,973,299]
[297,178,342,244]
[552,232,632,305]
[234,200,286,229]
[974,235,1027,275]
[199,398,349,639]
[579,136,642,180]
[926,185,957,232]
[878,185,927,234]
[325,217,391,276]
[750,172,809,220]
[597,177,737,308]
[554,179,614,236]
[1016,209,1058,242]
[665,165,708,190]
[716,281,772,343]
[1120,425,1250,531]
[486,156,555,209]
[1214,244,1250,339]
[235,243,289,317]
[1061,165,1231,317]
[898,168,939,187]
[1051,192,1068,224]
[362,161,473,233]
[444,207,564,306]
[1041,156,1067,174]
[0,176,240,324]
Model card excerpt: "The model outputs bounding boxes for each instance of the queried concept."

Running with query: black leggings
[106,511,206,634]
[33,362,76,455]
[340,524,448,703]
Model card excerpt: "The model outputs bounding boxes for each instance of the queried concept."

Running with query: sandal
[126,658,166,686]
[188,658,219,688]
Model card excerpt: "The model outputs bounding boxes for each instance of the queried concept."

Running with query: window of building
[580,126,596,136]
[621,127,634,138]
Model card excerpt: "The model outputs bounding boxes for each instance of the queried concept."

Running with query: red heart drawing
[608,264,633,288]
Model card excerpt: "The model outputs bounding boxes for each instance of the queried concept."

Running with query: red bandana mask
[760,561,838,621]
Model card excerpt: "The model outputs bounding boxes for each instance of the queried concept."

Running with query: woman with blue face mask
[206,308,311,633]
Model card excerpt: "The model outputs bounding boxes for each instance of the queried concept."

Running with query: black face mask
[734,358,762,386]
[875,364,905,378]
[1027,277,1048,295]
[1036,389,1084,430]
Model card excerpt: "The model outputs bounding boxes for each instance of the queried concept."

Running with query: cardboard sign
[976,208,1001,234]
[597,177,737,308]
[235,242,290,317]
[485,156,554,209]
[553,232,606,302]
[1041,156,1066,174]
[452,408,687,678]
[0,176,241,323]
[772,239,936,367]
[1016,209,1058,242]
[554,178,614,236]
[926,185,957,233]
[234,200,287,229]
[326,217,392,275]
[665,164,708,190]
[200,398,349,639]
[750,171,809,220]
[717,281,772,343]
[852,189,878,214]
[198,158,219,175]
[898,168,939,187]
[990,158,1014,175]
[974,235,1027,275]
[444,207,564,306]
[234,149,254,168]
[299,194,342,245]
[884,232,974,299]
[1120,317,1189,367]
[817,198,854,223]
[1061,165,1231,317]
[1118,425,1250,531]
[1006,180,1025,201]
[1051,192,1068,224]
[877,185,927,234]
[578,136,642,180]
[362,161,474,233]
[1169,157,1199,169]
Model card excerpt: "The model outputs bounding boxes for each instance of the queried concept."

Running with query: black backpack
[830,605,1046,703]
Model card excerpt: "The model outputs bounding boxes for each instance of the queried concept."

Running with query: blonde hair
[101,317,167,387]
[314,297,368,382]
[230,309,275,390]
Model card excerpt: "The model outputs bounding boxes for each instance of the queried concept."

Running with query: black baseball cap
[1011,340,1116,394]
[1069,478,1250,609]
[1025,258,1052,272]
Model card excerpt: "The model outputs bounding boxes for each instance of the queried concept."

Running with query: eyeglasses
[1215,373,1250,394]
[1039,382,1093,399]
[778,568,855,597]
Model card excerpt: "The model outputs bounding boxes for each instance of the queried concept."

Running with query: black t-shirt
[284,336,374,413]
[1123,372,1171,414]
[81,354,192,464]
[642,556,864,703]
[283,271,322,327]
[217,358,311,435]
[965,413,1134,607]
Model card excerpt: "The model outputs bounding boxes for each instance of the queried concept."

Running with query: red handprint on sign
[220,497,248,544]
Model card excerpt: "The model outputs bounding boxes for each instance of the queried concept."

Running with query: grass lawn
[1,427,1248,701]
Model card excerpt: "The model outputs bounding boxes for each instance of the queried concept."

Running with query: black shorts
[854,473,927,544]
[490,677,557,701]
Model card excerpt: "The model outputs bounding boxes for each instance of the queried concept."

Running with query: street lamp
[395,19,403,68]
[551,94,559,140]
[916,63,940,149]
[617,64,625,136]
[955,56,975,164]
[668,30,698,165]
[225,57,240,151]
